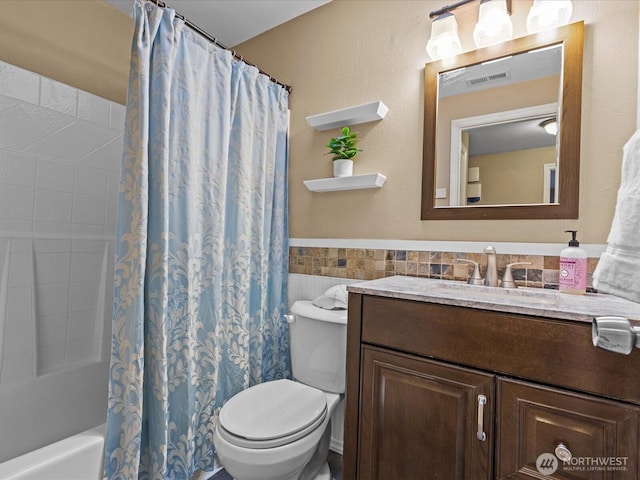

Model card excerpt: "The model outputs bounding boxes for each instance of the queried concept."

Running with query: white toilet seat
[218,379,328,449]
[212,295,348,480]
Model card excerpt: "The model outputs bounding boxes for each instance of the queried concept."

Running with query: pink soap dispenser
[559,230,587,295]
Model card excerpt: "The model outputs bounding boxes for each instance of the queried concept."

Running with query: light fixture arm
[429,0,511,19]
[429,0,474,19]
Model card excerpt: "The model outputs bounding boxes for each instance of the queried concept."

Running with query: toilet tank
[289,300,348,394]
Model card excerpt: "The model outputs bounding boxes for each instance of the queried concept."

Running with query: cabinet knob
[554,443,572,462]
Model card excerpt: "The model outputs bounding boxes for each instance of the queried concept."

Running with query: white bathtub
[0,424,227,480]
[0,424,105,480]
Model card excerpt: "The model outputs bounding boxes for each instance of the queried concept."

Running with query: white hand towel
[312,284,348,310]
[593,128,640,304]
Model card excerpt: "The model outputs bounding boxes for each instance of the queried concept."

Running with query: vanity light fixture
[426,0,512,61]
[426,12,463,61]
[425,0,572,61]
[473,0,513,48]
[526,0,573,34]
[540,118,558,135]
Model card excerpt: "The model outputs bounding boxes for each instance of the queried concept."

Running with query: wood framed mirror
[421,21,584,220]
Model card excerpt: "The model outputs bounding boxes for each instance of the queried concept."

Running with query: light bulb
[474,0,513,49]
[426,13,463,61]
[527,0,573,34]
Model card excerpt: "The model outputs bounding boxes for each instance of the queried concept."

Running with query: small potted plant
[325,126,362,177]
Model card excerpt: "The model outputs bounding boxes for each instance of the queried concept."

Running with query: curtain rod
[147,0,292,94]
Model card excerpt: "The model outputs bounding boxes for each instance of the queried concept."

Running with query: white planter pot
[333,159,354,177]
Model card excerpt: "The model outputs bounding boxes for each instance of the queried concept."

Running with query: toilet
[213,299,348,480]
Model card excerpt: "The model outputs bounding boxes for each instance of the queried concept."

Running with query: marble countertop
[347,276,640,324]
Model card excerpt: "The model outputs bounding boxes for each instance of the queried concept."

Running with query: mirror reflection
[421,21,583,220]
[436,44,562,207]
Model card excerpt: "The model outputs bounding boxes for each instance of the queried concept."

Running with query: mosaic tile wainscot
[289,247,600,290]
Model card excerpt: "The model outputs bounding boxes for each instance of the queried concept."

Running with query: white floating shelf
[304,173,387,193]
[306,101,388,131]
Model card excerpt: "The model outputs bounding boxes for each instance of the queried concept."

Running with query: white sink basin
[424,281,561,305]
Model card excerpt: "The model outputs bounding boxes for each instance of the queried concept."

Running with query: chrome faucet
[483,246,498,287]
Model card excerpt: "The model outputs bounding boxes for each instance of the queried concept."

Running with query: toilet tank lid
[290,300,347,325]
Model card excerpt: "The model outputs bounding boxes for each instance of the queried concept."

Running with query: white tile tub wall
[0,235,112,381]
[0,61,122,235]
[0,60,122,462]
[32,238,112,375]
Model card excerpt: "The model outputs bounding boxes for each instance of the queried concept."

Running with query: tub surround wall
[0,60,123,462]
[0,1,130,464]
[0,1,130,463]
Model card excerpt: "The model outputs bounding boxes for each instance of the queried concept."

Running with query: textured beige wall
[236,0,639,244]
[0,0,132,105]
[469,146,556,205]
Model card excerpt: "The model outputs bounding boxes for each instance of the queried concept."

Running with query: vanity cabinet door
[358,346,495,480]
[497,378,640,479]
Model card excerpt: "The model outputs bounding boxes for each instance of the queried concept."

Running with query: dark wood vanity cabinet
[497,379,639,479]
[359,346,495,479]
[344,293,640,480]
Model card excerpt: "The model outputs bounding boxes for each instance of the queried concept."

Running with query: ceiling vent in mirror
[466,71,510,88]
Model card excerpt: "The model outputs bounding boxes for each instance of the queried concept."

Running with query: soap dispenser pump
[559,230,587,295]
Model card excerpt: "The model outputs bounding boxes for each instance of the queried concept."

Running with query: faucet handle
[457,259,484,285]
[501,262,532,288]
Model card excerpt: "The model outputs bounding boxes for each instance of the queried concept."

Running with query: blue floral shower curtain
[103,2,290,479]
